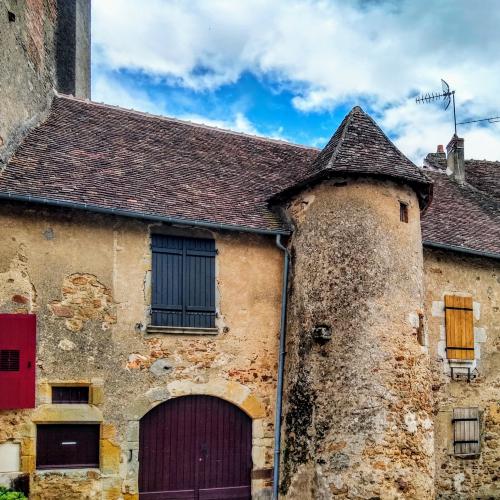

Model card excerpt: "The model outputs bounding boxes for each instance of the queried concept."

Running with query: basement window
[52,386,89,404]
[36,424,100,469]
[8,11,15,22]
[399,202,408,223]
[453,408,480,456]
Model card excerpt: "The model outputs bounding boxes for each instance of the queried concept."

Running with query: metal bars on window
[453,407,480,456]
[0,349,20,371]
[151,235,216,328]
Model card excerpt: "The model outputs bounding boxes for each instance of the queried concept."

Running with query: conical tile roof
[271,106,432,208]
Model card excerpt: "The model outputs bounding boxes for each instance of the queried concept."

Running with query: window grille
[52,386,89,404]
[453,407,480,456]
[0,350,20,371]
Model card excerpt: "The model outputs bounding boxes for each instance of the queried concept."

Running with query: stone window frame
[432,293,487,379]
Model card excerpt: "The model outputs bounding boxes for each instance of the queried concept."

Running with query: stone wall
[424,249,500,499]
[0,0,57,165]
[0,202,283,499]
[280,178,434,499]
[0,0,91,167]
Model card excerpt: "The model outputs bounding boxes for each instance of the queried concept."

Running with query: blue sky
[91,0,500,162]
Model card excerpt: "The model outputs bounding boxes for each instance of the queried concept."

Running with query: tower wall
[0,0,90,166]
[281,178,434,499]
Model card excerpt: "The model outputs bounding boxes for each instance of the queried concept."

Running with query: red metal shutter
[0,314,36,409]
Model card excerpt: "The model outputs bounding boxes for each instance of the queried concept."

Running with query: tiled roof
[0,96,498,257]
[0,96,318,233]
[421,169,500,256]
[271,106,432,208]
[424,154,500,201]
[462,160,500,201]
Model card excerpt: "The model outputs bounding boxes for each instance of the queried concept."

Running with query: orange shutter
[444,295,474,360]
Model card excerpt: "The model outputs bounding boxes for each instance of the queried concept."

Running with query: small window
[151,235,216,328]
[52,386,89,404]
[36,424,100,469]
[453,408,480,456]
[399,202,408,223]
[445,295,474,360]
[0,350,20,371]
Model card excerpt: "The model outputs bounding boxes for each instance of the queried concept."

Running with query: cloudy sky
[91,0,500,163]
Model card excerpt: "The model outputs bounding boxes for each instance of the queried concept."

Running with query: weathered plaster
[0,203,282,498]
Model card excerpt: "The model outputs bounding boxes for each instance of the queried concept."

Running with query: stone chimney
[446,134,465,184]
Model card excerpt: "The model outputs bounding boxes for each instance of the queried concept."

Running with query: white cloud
[92,72,286,140]
[92,0,500,161]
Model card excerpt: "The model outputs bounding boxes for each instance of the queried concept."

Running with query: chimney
[446,135,465,184]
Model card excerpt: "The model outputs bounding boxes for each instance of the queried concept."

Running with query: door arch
[139,395,252,499]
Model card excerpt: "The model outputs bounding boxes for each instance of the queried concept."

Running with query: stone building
[0,2,498,499]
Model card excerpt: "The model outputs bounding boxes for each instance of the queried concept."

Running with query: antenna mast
[416,79,457,134]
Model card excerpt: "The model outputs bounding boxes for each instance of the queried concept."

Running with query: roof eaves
[423,240,500,261]
[0,191,291,236]
[268,168,433,210]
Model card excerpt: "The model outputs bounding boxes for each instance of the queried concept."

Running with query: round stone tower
[273,107,435,499]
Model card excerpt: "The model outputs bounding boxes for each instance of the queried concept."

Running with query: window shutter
[151,235,216,328]
[0,314,36,409]
[453,407,480,456]
[444,295,474,360]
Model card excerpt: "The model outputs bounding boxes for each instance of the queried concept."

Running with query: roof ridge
[359,107,421,170]
[54,92,319,152]
[325,108,354,169]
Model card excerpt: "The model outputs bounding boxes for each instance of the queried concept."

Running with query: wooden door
[139,396,252,500]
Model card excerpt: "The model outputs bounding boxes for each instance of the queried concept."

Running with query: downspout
[273,234,290,499]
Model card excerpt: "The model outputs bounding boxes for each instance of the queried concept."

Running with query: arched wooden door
[139,395,252,499]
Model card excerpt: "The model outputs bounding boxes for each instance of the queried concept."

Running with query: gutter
[273,234,290,500]
[423,240,500,261]
[0,192,290,237]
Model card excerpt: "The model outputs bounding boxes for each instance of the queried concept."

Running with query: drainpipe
[273,234,290,500]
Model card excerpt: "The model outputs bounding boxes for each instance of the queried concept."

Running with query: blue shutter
[151,235,216,328]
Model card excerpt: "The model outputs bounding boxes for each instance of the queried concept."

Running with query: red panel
[139,396,252,500]
[0,314,36,409]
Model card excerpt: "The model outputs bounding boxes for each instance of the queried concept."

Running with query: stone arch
[122,379,268,496]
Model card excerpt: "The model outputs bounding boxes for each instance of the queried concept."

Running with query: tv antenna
[458,115,500,125]
[416,79,457,134]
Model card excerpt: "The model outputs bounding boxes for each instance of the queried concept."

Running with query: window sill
[146,325,218,336]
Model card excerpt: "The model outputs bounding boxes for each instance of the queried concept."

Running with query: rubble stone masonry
[281,178,434,499]
[424,249,499,499]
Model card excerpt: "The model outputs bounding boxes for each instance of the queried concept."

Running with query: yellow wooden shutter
[444,295,474,360]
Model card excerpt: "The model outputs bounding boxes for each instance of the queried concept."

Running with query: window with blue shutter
[151,235,216,328]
